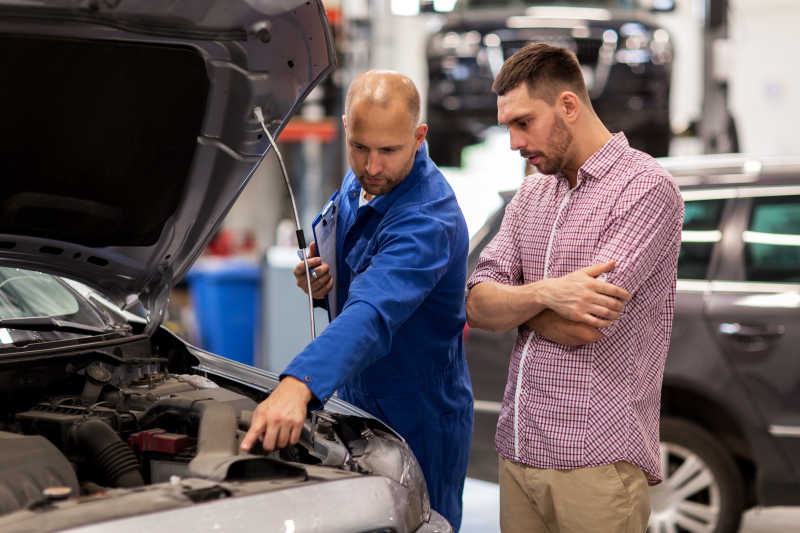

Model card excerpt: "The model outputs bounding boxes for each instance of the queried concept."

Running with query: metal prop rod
[253,107,316,340]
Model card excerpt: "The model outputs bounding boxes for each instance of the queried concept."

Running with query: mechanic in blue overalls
[241,71,474,530]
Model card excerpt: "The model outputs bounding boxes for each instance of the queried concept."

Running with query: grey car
[0,1,450,532]
[465,154,800,533]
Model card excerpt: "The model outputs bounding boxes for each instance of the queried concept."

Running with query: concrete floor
[460,478,800,533]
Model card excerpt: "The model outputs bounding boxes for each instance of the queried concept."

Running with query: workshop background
[167,1,800,531]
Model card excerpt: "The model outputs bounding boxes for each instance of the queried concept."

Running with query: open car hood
[0,0,335,331]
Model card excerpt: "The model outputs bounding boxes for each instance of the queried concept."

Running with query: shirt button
[304,376,311,382]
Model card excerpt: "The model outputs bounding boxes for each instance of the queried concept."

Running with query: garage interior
[140,0,800,531]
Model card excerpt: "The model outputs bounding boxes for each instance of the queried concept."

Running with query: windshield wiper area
[0,317,124,335]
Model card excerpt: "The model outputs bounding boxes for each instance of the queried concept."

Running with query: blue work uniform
[283,144,474,530]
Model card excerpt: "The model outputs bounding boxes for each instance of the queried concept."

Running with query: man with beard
[465,43,683,532]
[241,70,473,530]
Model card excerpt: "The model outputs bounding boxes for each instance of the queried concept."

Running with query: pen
[297,249,318,279]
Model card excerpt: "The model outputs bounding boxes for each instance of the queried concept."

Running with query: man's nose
[365,152,382,175]
[509,129,525,151]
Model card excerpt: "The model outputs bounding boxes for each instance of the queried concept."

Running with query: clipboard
[312,190,340,321]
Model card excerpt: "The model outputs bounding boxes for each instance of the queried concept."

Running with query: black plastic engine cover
[0,431,79,514]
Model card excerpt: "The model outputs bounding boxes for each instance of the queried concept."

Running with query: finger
[593,281,631,302]
[582,260,615,277]
[288,423,303,446]
[294,258,323,276]
[276,425,290,449]
[312,275,334,294]
[581,314,613,328]
[588,304,620,321]
[318,277,334,296]
[310,274,331,292]
[309,241,318,257]
[296,279,309,295]
[309,269,330,285]
[592,293,625,313]
[240,415,265,451]
[263,421,279,452]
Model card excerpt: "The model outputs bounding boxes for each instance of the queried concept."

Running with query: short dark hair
[492,42,590,104]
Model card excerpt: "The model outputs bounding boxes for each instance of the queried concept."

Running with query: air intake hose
[71,418,144,488]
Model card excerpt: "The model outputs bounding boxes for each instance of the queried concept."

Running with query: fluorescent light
[391,0,419,16]
[681,188,738,201]
[433,0,457,12]
[524,6,611,20]
[506,16,588,30]
[682,230,722,243]
[743,231,800,246]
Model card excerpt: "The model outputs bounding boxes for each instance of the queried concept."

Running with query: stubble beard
[357,149,416,196]
[527,115,573,176]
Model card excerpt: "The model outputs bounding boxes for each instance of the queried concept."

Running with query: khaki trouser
[499,457,650,533]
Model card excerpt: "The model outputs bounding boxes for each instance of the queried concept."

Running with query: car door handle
[718,322,785,337]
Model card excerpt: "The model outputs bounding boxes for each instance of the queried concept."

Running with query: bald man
[241,71,474,530]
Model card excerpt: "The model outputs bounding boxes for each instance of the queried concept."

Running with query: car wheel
[648,417,744,533]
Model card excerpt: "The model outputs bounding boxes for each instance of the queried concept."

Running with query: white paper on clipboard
[312,190,340,321]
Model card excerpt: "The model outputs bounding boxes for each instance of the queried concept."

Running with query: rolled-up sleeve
[467,192,524,290]
[282,209,452,408]
[593,174,684,337]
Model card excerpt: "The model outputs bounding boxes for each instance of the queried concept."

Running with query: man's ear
[559,91,581,123]
[414,123,428,150]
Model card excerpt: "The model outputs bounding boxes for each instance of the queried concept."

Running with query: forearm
[466,280,549,333]
[524,309,604,346]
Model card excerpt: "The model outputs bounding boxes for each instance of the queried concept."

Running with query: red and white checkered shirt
[468,133,683,483]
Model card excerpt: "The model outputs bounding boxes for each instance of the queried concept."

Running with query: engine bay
[0,331,411,518]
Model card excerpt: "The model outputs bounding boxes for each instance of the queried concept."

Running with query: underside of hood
[0,0,335,331]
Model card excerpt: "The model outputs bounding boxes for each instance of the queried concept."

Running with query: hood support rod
[254,106,316,340]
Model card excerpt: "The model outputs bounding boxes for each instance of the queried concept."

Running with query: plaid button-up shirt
[468,133,683,483]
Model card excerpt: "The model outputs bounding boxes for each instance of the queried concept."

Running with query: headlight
[429,30,482,57]
[351,429,431,530]
[614,22,672,65]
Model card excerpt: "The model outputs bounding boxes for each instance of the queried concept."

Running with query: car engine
[0,334,421,519]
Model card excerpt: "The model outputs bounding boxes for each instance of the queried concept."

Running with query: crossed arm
[466,261,631,346]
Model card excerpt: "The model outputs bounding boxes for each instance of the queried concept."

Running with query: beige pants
[499,457,650,533]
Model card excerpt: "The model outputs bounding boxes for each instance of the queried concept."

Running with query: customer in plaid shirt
[466,43,684,532]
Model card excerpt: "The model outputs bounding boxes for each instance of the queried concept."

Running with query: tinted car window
[744,195,800,282]
[678,199,725,279]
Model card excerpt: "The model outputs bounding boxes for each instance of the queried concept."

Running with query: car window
[0,267,79,319]
[744,195,800,282]
[678,199,725,279]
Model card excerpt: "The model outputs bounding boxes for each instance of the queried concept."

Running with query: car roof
[657,154,800,191]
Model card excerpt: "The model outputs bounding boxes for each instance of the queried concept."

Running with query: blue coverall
[283,144,474,530]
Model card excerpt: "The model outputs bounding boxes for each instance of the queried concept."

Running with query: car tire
[648,417,744,533]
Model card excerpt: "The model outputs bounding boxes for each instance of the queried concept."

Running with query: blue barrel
[185,259,261,365]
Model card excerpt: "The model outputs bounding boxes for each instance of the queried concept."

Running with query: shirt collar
[577,131,630,183]
[348,143,429,215]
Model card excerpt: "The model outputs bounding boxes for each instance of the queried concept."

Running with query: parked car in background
[465,154,800,533]
[0,1,449,532]
[426,0,675,166]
